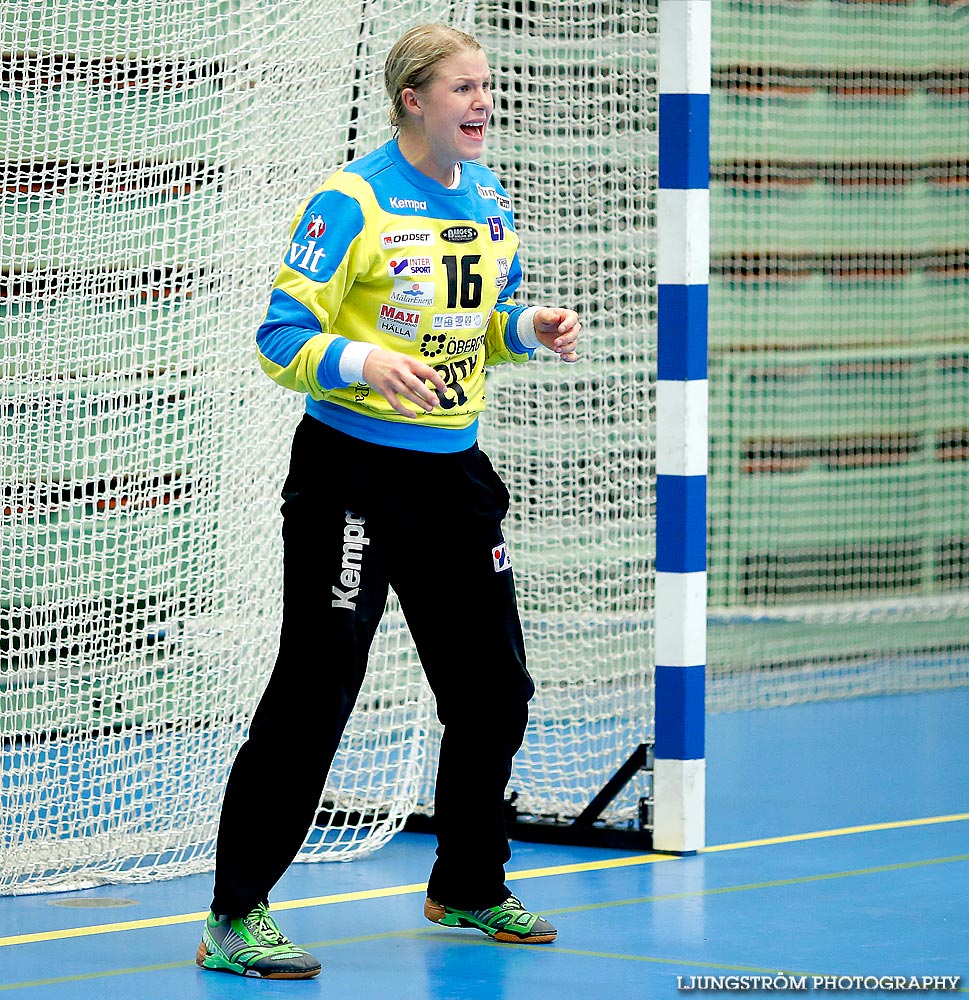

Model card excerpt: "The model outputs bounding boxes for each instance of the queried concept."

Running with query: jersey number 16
[442,254,482,309]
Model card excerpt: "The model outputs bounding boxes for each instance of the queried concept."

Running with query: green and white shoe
[195,903,322,979]
[424,893,557,943]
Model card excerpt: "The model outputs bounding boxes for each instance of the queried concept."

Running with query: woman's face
[405,47,494,178]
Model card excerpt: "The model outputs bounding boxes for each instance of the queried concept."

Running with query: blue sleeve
[493,252,534,358]
[255,187,366,393]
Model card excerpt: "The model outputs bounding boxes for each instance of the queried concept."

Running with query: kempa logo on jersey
[440,225,477,244]
[377,303,421,340]
[381,229,434,248]
[389,196,427,212]
[390,280,435,307]
[332,512,370,610]
[476,183,512,211]
[389,257,433,277]
[432,312,483,330]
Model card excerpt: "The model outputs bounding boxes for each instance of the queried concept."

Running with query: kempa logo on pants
[332,512,370,609]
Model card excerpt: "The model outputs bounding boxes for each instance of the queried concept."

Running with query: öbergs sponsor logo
[447,334,486,355]
[440,225,477,244]
[381,229,433,248]
[377,303,421,341]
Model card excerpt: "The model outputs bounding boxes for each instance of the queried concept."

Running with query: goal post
[653,0,710,854]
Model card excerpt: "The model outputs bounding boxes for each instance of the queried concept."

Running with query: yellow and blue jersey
[256,139,536,453]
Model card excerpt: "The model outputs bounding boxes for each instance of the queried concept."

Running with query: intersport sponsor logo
[388,256,433,277]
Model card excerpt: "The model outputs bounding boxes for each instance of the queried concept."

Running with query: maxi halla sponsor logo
[377,303,420,341]
[676,975,962,993]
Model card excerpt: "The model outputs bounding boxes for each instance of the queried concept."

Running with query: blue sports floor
[2,687,967,998]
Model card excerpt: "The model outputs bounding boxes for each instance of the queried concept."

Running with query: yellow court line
[505,852,671,881]
[0,884,433,949]
[704,811,969,852]
[1,811,966,950]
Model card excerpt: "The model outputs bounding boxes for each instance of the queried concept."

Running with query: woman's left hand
[533,308,580,363]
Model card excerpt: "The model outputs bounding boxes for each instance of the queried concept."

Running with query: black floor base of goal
[405,743,654,852]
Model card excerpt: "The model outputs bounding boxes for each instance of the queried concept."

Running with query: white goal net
[0,0,658,893]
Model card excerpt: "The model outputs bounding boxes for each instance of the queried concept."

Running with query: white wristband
[516,307,542,350]
[339,340,379,385]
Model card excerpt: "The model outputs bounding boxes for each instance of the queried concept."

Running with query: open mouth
[460,121,485,139]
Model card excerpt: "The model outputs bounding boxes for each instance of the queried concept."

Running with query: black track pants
[211,416,534,916]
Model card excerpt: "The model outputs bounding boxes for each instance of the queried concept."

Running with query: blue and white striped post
[653,0,710,853]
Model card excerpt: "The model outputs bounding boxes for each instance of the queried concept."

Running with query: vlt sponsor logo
[331,512,370,610]
[377,303,421,341]
[288,239,326,274]
[381,230,433,248]
[288,213,328,273]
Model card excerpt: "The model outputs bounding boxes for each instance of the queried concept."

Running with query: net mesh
[708,0,969,708]
[0,0,657,893]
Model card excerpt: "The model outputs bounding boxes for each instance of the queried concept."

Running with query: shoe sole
[423,898,557,944]
[195,941,322,979]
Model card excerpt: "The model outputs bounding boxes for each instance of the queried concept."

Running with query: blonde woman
[196,23,580,980]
